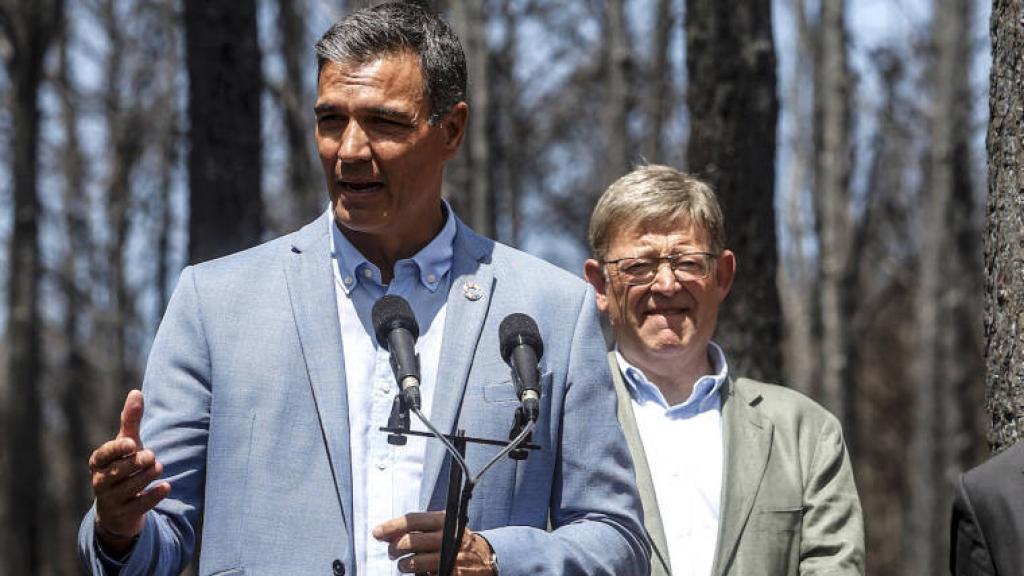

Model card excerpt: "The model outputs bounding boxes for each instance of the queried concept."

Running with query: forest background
[2,0,1023,575]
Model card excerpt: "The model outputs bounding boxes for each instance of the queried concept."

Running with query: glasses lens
[617,258,657,284]
[671,254,709,280]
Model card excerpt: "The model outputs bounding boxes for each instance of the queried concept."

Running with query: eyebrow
[313,103,414,123]
[366,106,416,122]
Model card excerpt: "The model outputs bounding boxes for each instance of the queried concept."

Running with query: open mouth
[339,181,384,193]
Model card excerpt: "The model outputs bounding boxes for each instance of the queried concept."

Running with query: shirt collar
[330,200,457,295]
[616,341,729,416]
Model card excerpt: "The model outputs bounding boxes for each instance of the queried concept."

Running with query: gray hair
[314,1,467,125]
[588,164,726,261]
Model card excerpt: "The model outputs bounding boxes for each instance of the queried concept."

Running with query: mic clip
[386,394,410,446]
[507,406,534,461]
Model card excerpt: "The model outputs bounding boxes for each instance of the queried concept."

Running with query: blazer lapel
[283,216,355,550]
[608,353,673,576]
[712,377,773,576]
[419,221,494,508]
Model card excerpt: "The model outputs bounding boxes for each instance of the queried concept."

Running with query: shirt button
[363,268,373,278]
[377,460,388,470]
[427,273,436,283]
[343,276,353,286]
[379,382,390,393]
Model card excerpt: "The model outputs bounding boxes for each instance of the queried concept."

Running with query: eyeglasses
[603,252,717,286]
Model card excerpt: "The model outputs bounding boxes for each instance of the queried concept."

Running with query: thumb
[116,389,145,449]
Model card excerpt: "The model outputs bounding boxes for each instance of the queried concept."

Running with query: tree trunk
[601,0,631,189]
[643,0,673,164]
[908,0,978,572]
[985,0,1024,452]
[0,1,62,573]
[686,0,780,383]
[811,0,852,425]
[184,0,262,264]
[778,0,817,396]
[445,0,493,236]
[276,0,321,228]
[55,9,95,558]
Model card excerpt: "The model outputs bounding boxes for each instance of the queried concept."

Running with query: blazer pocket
[481,372,552,404]
[756,507,804,533]
[207,568,246,576]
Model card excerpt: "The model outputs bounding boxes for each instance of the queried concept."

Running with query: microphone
[499,313,544,421]
[372,295,422,410]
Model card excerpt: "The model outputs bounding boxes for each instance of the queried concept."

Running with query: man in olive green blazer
[584,165,865,576]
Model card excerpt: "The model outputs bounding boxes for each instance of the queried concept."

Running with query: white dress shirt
[616,342,728,576]
[331,206,456,576]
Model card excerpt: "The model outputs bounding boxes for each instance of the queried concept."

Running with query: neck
[623,344,714,406]
[339,207,445,284]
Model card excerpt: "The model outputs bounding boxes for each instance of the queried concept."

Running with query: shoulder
[186,217,324,290]
[963,441,1024,496]
[729,377,843,437]
[456,222,592,305]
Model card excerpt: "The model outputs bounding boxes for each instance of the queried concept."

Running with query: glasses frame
[602,251,719,286]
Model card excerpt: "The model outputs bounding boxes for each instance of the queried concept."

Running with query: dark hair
[314,2,467,125]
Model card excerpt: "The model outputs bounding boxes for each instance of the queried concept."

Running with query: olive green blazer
[609,353,865,576]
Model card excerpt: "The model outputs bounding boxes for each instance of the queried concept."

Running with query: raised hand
[88,389,171,555]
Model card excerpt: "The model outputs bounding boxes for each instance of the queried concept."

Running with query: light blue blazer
[79,213,650,576]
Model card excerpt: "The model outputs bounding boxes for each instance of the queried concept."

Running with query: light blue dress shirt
[616,342,728,576]
[330,203,456,576]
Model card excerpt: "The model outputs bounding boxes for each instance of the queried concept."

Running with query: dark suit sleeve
[950,473,997,576]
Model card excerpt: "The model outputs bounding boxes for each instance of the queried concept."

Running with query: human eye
[317,113,346,131]
[674,254,705,272]
[619,258,656,277]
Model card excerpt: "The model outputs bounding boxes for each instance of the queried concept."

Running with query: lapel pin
[463,281,483,301]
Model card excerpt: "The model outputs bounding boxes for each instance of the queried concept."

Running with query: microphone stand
[380,398,539,576]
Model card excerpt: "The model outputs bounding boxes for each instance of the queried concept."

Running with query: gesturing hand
[88,389,171,555]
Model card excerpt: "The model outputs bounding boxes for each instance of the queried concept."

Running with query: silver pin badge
[463,281,483,301]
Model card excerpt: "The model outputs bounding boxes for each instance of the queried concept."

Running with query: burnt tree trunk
[686,0,780,382]
[985,0,1024,452]
[0,1,62,573]
[185,0,262,264]
[275,0,321,228]
[811,0,853,427]
[601,0,631,189]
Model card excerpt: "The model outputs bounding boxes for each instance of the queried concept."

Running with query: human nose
[338,120,371,163]
[649,260,680,293]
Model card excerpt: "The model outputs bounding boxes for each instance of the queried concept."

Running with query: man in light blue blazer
[78,4,649,575]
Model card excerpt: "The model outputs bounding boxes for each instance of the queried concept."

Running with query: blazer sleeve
[477,287,652,576]
[950,473,997,576]
[799,416,865,575]
[79,266,211,576]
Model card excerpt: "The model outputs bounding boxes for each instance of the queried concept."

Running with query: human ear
[440,101,468,156]
[583,258,610,313]
[715,250,736,302]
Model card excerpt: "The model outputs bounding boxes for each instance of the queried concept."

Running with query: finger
[121,481,171,518]
[91,449,157,494]
[388,529,443,559]
[97,481,171,535]
[89,438,139,473]
[102,458,164,504]
[117,389,145,447]
[398,551,440,574]
[373,511,445,541]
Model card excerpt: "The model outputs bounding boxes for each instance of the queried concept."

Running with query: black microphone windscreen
[372,295,420,348]
[499,313,544,363]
